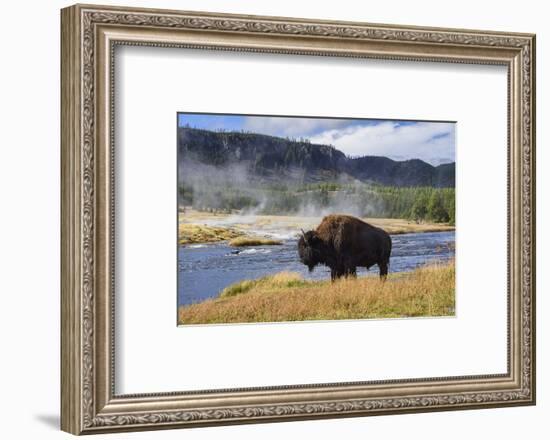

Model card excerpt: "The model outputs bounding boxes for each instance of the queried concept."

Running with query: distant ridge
[178,127,455,188]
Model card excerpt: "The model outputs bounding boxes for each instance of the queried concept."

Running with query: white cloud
[307,121,455,165]
[242,116,349,138]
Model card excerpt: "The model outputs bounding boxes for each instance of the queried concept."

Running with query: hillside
[178,127,455,188]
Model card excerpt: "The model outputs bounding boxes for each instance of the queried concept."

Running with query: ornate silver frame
[61,4,536,435]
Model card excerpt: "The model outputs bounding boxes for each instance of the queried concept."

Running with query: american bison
[297,214,392,281]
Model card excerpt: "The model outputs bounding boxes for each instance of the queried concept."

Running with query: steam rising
[178,158,385,219]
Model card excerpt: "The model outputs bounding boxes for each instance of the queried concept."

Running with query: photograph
[177,113,456,325]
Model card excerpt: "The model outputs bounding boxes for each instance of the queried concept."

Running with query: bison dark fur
[297,215,392,281]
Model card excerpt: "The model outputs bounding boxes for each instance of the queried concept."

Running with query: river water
[178,230,455,306]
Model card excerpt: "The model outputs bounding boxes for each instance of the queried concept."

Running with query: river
[178,230,455,306]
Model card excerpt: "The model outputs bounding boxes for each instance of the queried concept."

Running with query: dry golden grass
[178,223,243,245]
[178,262,455,324]
[369,219,454,235]
[229,236,283,247]
[220,271,306,298]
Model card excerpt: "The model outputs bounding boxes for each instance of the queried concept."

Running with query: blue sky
[178,113,455,165]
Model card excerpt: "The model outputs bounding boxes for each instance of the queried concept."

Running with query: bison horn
[300,229,308,243]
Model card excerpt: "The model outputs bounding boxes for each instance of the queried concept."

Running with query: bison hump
[318,214,372,231]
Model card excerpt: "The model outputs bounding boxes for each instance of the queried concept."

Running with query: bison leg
[330,266,346,282]
[345,266,357,278]
[379,261,389,281]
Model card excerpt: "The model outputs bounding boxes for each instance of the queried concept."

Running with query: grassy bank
[178,261,455,324]
[178,223,243,245]
[229,236,282,247]
[178,209,455,245]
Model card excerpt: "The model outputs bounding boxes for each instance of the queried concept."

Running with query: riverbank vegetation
[178,261,455,324]
[229,236,283,247]
[178,223,243,245]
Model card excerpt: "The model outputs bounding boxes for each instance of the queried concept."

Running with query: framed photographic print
[61,4,536,435]
[177,113,456,324]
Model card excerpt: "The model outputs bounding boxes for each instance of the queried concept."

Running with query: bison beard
[297,215,392,281]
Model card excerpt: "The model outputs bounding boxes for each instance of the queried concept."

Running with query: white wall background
[0,0,545,438]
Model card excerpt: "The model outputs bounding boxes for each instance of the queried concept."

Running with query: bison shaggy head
[297,230,325,272]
